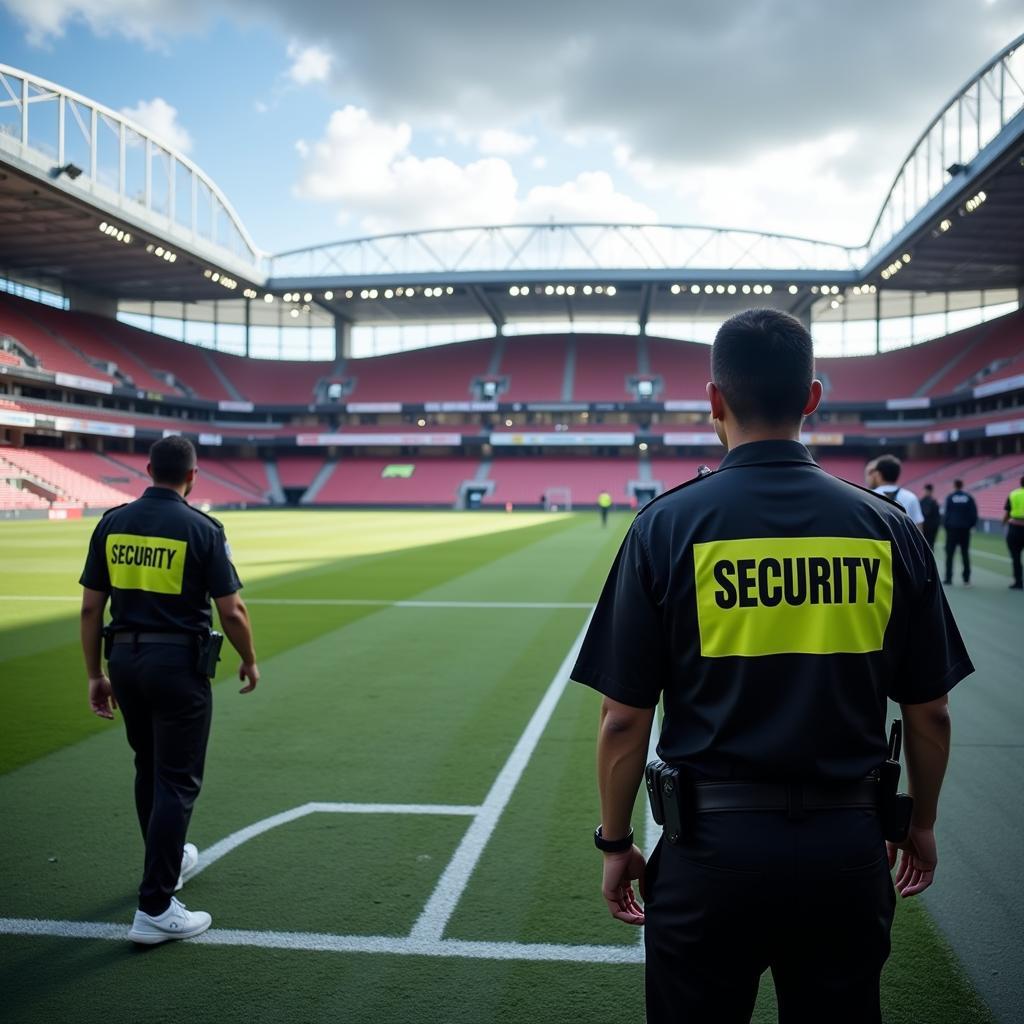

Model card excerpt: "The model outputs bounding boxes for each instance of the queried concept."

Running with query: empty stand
[646,338,713,402]
[499,336,569,402]
[277,457,327,490]
[26,304,175,395]
[105,452,267,506]
[313,458,475,505]
[345,339,496,403]
[0,295,115,384]
[484,458,636,505]
[212,353,332,405]
[0,480,50,510]
[0,447,134,507]
[924,310,1024,394]
[572,335,639,401]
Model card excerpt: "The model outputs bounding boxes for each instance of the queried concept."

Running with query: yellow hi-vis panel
[693,537,893,657]
[106,534,187,594]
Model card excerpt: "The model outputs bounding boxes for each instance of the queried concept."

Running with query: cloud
[295,107,653,234]
[120,97,192,153]
[477,129,536,157]
[286,41,332,85]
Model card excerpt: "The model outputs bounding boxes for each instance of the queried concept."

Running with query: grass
[0,510,1004,1023]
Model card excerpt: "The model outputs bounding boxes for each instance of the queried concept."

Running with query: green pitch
[0,510,1003,1023]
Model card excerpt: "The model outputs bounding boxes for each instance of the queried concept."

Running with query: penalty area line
[0,596,593,610]
[0,918,643,964]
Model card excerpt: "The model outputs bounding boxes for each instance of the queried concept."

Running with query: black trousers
[600,506,609,526]
[1008,525,1024,586]
[644,808,895,1024]
[109,643,213,916]
[944,527,972,583]
[922,523,939,552]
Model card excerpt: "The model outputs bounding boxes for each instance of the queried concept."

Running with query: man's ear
[803,379,823,417]
[707,381,726,421]
[146,461,154,482]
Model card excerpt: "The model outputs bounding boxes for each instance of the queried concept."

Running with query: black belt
[111,632,195,647]
[692,779,878,813]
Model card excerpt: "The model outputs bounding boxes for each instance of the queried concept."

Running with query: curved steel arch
[268,222,865,280]
[866,31,1024,256]
[0,62,263,273]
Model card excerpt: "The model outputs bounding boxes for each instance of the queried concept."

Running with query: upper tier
[1,293,1021,406]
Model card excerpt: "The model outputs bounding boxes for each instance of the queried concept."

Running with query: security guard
[942,479,979,587]
[598,490,613,527]
[1005,474,1024,590]
[573,309,973,1024]
[79,435,260,945]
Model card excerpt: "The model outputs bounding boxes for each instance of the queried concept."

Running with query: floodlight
[946,162,968,176]
[670,284,680,295]
[324,290,334,300]
[52,162,83,180]
[606,285,616,296]
[788,285,798,294]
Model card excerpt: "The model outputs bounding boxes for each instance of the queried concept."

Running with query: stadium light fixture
[788,284,798,294]
[346,290,354,299]
[324,290,334,300]
[690,285,700,295]
[670,284,680,295]
[369,289,379,299]
[752,284,763,295]
[764,284,773,295]
[264,293,274,303]
[566,285,576,296]
[446,287,454,295]
[727,284,737,295]
[289,308,299,318]
[417,418,426,427]
[741,284,751,295]
[544,285,554,295]
[638,442,649,452]
[946,162,968,176]
[606,285,616,296]
[504,418,513,427]
[715,284,725,294]
[583,285,593,295]
[509,286,518,296]
[704,285,713,295]
[555,285,565,295]
[384,289,394,299]
[52,162,83,180]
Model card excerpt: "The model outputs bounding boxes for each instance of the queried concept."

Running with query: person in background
[943,480,979,588]
[865,455,925,532]
[920,484,941,552]
[1003,474,1024,591]
[597,490,613,527]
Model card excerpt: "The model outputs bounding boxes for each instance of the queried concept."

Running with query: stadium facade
[0,36,1022,518]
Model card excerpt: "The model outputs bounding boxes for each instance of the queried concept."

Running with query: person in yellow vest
[1004,475,1024,590]
[598,491,613,527]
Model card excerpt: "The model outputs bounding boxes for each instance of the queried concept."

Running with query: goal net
[544,486,572,512]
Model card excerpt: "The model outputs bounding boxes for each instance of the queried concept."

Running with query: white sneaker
[128,897,212,945]
[175,842,199,892]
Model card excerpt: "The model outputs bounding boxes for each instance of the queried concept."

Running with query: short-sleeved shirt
[874,485,924,525]
[79,486,242,634]
[573,440,973,783]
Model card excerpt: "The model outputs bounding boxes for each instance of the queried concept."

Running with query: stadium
[0,19,1022,1024]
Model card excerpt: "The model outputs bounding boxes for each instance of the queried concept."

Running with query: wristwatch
[594,825,634,853]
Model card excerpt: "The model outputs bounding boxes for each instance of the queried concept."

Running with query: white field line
[408,610,594,943]
[187,802,481,883]
[0,596,592,610]
[0,918,643,964]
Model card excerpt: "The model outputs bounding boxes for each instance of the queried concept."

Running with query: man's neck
[148,482,187,498]
[723,425,802,451]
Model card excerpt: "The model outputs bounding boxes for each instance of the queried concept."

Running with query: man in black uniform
[943,479,979,587]
[573,309,972,1024]
[920,483,941,552]
[80,435,260,945]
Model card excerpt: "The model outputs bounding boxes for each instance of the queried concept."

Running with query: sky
[2,0,1022,257]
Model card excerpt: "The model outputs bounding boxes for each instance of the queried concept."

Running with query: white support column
[57,94,65,165]
[20,76,28,147]
[118,121,126,197]
[89,107,98,181]
[144,137,152,210]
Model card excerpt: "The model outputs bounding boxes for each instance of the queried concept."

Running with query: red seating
[26,305,175,395]
[277,458,326,489]
[105,452,267,506]
[499,336,569,402]
[484,458,636,505]
[345,339,496,403]
[0,447,134,507]
[0,480,50,510]
[572,335,639,400]
[646,338,713,401]
[312,458,474,505]
[924,310,1024,394]
[0,295,114,384]
[648,458,721,490]
[212,353,332,405]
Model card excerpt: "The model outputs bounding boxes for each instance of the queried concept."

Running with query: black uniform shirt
[79,486,242,634]
[943,490,978,530]
[573,440,973,783]
[920,494,940,529]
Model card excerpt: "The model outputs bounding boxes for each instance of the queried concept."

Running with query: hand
[88,674,116,720]
[601,844,647,925]
[887,825,937,897]
[238,662,260,694]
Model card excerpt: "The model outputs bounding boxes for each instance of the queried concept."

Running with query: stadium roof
[2,34,1024,330]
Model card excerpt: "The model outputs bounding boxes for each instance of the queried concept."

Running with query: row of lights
[880,252,912,281]
[203,268,238,290]
[508,284,618,297]
[144,242,177,263]
[98,221,131,245]
[963,189,987,214]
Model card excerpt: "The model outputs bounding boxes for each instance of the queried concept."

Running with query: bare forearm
[902,705,951,828]
[220,607,256,664]
[597,708,654,839]
[80,608,104,676]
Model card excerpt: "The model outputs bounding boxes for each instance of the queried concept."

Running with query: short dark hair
[874,454,902,483]
[954,479,963,490]
[711,308,814,426]
[149,435,196,485]
[924,483,933,492]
